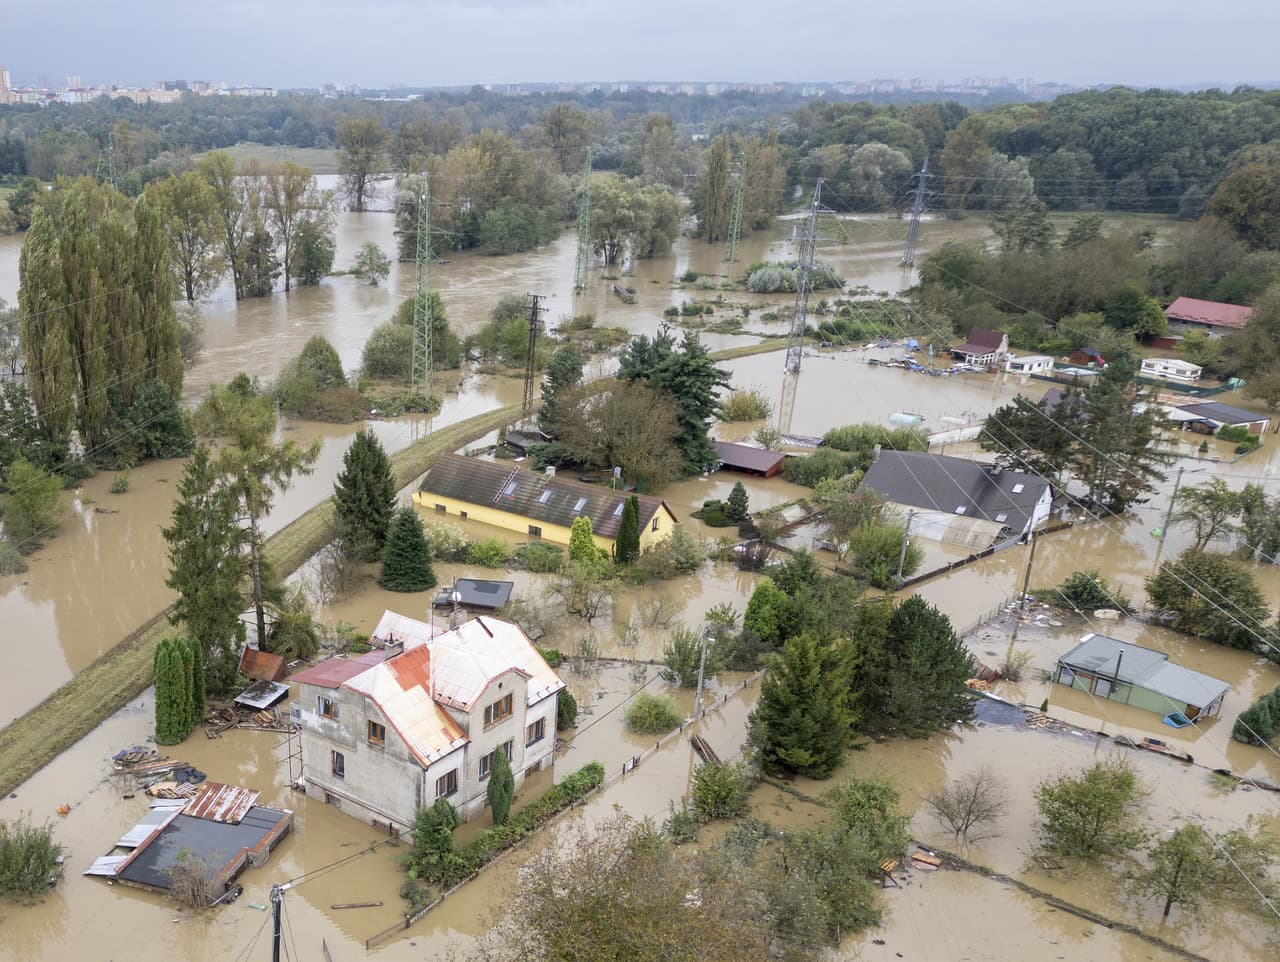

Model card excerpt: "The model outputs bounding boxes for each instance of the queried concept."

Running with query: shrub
[744,260,844,293]
[1232,684,1280,745]
[0,540,27,575]
[847,523,922,588]
[822,423,927,464]
[1146,550,1268,649]
[487,748,515,825]
[1217,424,1260,447]
[353,242,391,285]
[423,522,471,562]
[164,850,218,909]
[109,472,130,494]
[719,388,772,422]
[783,448,860,487]
[515,541,565,573]
[624,692,683,735]
[467,537,510,568]
[477,200,559,255]
[557,689,578,730]
[1034,758,1149,859]
[0,815,64,900]
[361,322,413,380]
[537,647,564,668]
[662,624,725,688]
[691,499,733,527]
[1052,570,1130,612]
[627,526,708,581]
[691,761,752,821]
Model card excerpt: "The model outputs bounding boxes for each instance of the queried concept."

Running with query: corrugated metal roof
[1176,402,1269,425]
[419,453,676,539]
[288,649,386,688]
[371,610,442,650]
[116,807,292,892]
[183,782,260,824]
[1165,296,1252,330]
[714,441,788,474]
[115,805,182,848]
[85,855,129,877]
[1142,663,1231,709]
[239,648,286,682]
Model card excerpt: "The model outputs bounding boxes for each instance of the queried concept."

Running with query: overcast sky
[1,0,1277,89]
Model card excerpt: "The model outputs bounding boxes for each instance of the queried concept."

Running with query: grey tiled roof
[419,454,674,538]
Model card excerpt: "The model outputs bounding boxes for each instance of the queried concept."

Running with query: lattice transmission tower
[901,157,930,267]
[521,294,545,421]
[775,180,826,436]
[724,161,745,264]
[410,171,434,397]
[573,150,593,293]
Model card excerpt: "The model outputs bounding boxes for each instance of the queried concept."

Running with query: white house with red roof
[290,611,564,828]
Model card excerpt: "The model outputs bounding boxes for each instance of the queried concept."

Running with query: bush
[423,522,471,562]
[744,260,844,293]
[1146,550,1268,649]
[662,624,725,688]
[353,242,391,285]
[846,523,921,588]
[557,689,578,730]
[624,692,683,735]
[1217,424,1261,447]
[1034,758,1149,860]
[719,388,772,422]
[477,200,559,255]
[1232,684,1280,745]
[783,448,860,487]
[822,423,927,465]
[361,322,414,380]
[467,537,510,568]
[109,472,130,494]
[1,458,64,553]
[691,499,733,527]
[0,815,64,900]
[164,850,219,909]
[537,647,564,668]
[514,541,565,573]
[1052,570,1130,612]
[0,541,27,575]
[691,761,752,821]
[626,526,708,581]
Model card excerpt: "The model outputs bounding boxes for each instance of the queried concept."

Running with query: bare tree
[925,766,1010,843]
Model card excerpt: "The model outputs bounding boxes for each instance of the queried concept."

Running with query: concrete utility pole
[895,510,916,584]
[901,157,929,267]
[270,882,292,962]
[693,627,710,721]
[1158,466,1187,551]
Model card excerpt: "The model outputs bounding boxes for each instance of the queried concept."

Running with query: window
[954,505,967,515]
[435,769,458,799]
[1011,483,1025,494]
[1094,677,1113,698]
[368,720,386,747]
[526,718,546,746]
[1058,666,1075,686]
[538,490,552,504]
[994,512,1009,523]
[573,497,588,513]
[613,502,624,517]
[318,696,338,720]
[651,517,659,532]
[331,751,345,779]
[503,481,518,497]
[435,503,446,513]
[479,741,514,780]
[528,524,542,538]
[484,693,514,727]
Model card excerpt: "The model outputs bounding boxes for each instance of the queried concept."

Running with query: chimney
[545,465,556,477]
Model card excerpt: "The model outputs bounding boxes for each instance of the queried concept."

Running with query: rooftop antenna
[901,157,930,267]
[448,581,463,630]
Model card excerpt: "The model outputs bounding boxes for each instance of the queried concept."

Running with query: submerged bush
[1052,570,1130,612]
[719,388,772,422]
[624,692,683,735]
[0,815,64,900]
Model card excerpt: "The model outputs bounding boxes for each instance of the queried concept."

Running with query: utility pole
[724,160,745,265]
[693,627,710,721]
[901,157,929,267]
[1158,466,1186,551]
[895,510,916,585]
[1007,530,1040,658]
[776,179,825,436]
[410,171,433,398]
[573,149,593,294]
[270,882,292,962]
[521,293,545,422]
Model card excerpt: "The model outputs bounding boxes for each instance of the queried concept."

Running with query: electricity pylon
[573,150,593,293]
[901,157,930,267]
[776,180,825,436]
[410,171,433,397]
[522,294,545,422]
[724,161,745,264]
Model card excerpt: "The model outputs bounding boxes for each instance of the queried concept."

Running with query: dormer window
[1011,483,1025,494]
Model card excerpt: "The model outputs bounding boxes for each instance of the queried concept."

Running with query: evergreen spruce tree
[185,636,206,724]
[726,482,750,524]
[614,496,641,564]
[487,747,515,825]
[163,445,246,696]
[538,346,583,436]
[154,638,192,746]
[568,515,598,566]
[379,506,437,592]
[747,633,851,778]
[333,429,397,562]
[1232,685,1280,745]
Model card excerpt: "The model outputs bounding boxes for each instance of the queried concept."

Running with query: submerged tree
[1034,757,1149,860]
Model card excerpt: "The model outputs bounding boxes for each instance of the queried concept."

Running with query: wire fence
[364,668,766,949]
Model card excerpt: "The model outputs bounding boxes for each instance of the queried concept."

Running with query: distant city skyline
[0,1,1277,92]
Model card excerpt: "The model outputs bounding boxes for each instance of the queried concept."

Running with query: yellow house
[413,453,679,552]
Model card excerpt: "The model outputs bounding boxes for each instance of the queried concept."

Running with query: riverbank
[0,336,794,799]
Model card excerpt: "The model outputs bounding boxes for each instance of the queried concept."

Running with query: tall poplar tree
[694,133,733,242]
[154,638,192,746]
[333,429,397,562]
[163,444,246,695]
[197,151,250,300]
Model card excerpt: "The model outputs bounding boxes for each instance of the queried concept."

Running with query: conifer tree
[154,638,191,746]
[163,444,246,696]
[613,495,641,564]
[177,637,197,732]
[726,482,750,524]
[1232,685,1280,745]
[333,429,397,562]
[380,506,436,592]
[747,633,851,778]
[568,515,598,566]
[538,346,583,436]
[487,747,515,825]
[185,636,206,724]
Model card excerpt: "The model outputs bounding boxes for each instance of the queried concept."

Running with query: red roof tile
[1164,297,1253,330]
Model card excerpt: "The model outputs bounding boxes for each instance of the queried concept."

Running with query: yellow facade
[411,491,677,551]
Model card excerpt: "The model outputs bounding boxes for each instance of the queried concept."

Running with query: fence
[364,668,766,949]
